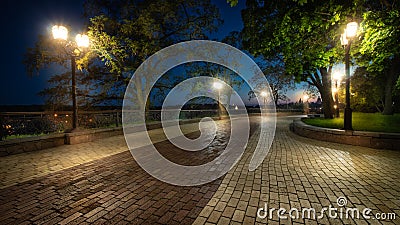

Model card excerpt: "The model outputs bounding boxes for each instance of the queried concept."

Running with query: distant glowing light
[52,25,68,41]
[260,91,268,97]
[333,72,343,81]
[213,81,223,90]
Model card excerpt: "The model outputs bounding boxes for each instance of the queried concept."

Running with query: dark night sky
[1,0,86,105]
[2,0,297,106]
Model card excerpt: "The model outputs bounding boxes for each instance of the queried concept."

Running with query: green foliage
[24,0,222,109]
[85,0,222,75]
[241,0,352,75]
[350,67,384,113]
[358,9,400,73]
[227,0,238,7]
[241,0,356,118]
[303,112,400,133]
[354,2,400,114]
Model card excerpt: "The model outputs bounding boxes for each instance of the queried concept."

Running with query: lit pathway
[0,116,399,225]
[0,122,203,188]
[194,116,400,225]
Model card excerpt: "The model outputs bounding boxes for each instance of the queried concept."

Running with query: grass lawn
[303,112,400,133]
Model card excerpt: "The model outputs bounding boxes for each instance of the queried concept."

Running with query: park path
[0,116,399,225]
[193,116,400,225]
[0,122,205,188]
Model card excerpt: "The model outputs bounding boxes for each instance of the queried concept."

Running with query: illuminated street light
[346,22,358,38]
[341,21,358,130]
[213,81,223,119]
[52,25,68,40]
[213,81,223,90]
[52,25,89,132]
[260,91,268,106]
[76,34,90,48]
[303,94,309,115]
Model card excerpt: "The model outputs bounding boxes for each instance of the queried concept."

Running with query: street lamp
[340,21,358,130]
[52,25,89,132]
[332,72,343,118]
[213,81,223,119]
[260,91,267,106]
[303,94,309,115]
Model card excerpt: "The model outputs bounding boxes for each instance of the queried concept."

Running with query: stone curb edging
[290,119,400,150]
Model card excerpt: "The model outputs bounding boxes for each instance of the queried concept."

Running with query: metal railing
[0,108,302,140]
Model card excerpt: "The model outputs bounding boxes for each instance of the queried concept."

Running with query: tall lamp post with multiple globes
[213,81,223,119]
[52,25,89,132]
[332,72,343,118]
[340,22,358,130]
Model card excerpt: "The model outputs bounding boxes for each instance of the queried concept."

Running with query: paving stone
[1,116,400,224]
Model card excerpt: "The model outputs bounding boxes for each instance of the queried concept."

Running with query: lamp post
[332,72,343,118]
[213,81,223,119]
[340,22,358,130]
[303,94,309,115]
[260,91,267,106]
[52,25,89,132]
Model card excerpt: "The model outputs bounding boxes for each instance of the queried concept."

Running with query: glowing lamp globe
[76,34,90,48]
[52,25,68,41]
[346,22,358,38]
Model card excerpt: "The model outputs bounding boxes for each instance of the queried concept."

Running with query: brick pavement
[0,116,399,224]
[194,116,400,225]
[0,119,254,224]
[0,122,206,188]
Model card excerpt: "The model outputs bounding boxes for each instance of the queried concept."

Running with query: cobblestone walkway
[0,116,399,225]
[194,117,400,225]
[0,122,205,188]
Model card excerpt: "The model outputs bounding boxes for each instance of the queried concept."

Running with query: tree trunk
[382,55,400,115]
[319,68,335,119]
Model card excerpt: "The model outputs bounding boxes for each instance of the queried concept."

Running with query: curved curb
[290,119,400,150]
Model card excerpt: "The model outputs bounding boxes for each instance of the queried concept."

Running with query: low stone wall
[291,119,400,150]
[65,127,123,145]
[0,133,66,156]
[0,127,123,156]
[0,118,206,156]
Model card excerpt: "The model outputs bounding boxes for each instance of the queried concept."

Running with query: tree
[350,67,384,112]
[241,0,358,118]
[262,61,295,105]
[85,0,222,110]
[24,0,222,111]
[356,1,400,114]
